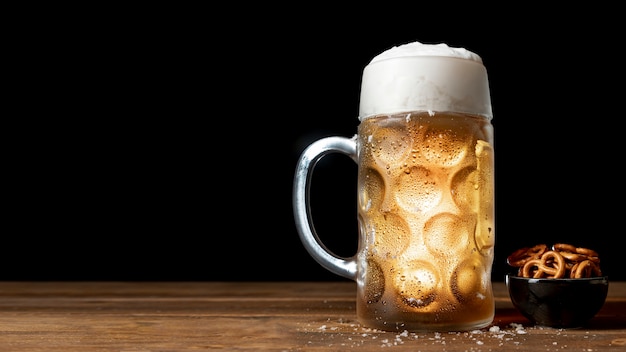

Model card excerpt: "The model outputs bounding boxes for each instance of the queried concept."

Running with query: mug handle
[293,136,358,280]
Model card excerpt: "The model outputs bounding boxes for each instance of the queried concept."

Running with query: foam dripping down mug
[293,41,496,332]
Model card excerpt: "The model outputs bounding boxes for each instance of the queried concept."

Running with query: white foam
[359,41,493,121]
[370,42,483,64]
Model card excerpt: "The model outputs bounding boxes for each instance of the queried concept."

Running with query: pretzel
[552,243,576,253]
[506,244,547,267]
[571,260,602,278]
[521,250,566,278]
[508,243,602,279]
[552,243,600,263]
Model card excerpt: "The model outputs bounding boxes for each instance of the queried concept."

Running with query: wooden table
[0,281,624,351]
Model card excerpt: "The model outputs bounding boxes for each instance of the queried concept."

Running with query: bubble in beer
[423,212,472,256]
[394,260,439,308]
[395,165,442,213]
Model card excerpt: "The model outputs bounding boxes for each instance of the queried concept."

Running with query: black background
[5,7,623,282]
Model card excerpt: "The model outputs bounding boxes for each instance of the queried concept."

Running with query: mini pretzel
[522,250,566,278]
[552,243,576,252]
[552,243,599,262]
[508,243,603,279]
[507,244,547,267]
[571,260,602,278]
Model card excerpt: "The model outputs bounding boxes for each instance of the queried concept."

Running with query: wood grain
[0,281,624,351]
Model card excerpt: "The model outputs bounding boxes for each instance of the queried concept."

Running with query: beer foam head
[359,41,493,121]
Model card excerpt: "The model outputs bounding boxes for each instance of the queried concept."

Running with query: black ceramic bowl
[505,274,609,328]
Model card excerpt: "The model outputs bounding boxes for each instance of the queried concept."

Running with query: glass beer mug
[293,41,496,332]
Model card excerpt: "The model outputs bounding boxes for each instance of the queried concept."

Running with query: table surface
[0,281,624,351]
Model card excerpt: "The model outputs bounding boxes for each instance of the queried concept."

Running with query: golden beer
[355,112,495,331]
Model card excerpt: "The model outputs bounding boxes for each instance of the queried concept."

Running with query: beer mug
[293,41,495,332]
